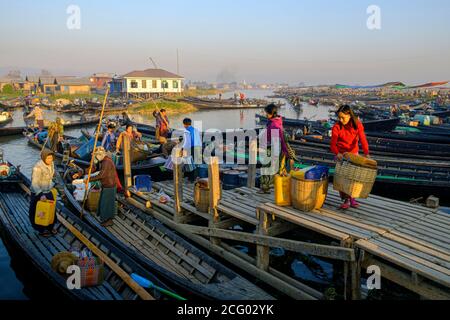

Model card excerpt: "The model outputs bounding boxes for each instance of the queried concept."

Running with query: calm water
[0,89,333,299]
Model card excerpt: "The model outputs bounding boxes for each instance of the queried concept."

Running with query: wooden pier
[126,157,450,300]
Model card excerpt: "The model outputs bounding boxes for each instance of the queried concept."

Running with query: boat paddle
[131,273,186,300]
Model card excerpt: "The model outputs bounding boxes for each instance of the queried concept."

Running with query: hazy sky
[0,0,449,84]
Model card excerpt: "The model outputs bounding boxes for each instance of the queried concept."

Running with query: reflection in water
[0,237,27,300]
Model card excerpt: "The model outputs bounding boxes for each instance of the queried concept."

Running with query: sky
[0,0,449,85]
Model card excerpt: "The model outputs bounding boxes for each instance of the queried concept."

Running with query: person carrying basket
[330,105,370,210]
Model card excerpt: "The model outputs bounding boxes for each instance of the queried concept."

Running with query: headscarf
[93,147,107,162]
[41,149,54,162]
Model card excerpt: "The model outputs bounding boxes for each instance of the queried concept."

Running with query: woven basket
[333,160,377,199]
[291,176,328,212]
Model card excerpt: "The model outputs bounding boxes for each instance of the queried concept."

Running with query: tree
[53,78,58,85]
[1,84,15,94]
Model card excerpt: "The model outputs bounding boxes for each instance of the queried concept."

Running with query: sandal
[39,231,53,238]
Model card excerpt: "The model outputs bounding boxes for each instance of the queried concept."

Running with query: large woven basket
[333,160,377,199]
[291,176,328,212]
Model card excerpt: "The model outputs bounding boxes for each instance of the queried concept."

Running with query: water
[131,89,331,131]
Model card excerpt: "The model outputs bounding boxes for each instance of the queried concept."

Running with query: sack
[76,251,105,287]
[35,189,58,227]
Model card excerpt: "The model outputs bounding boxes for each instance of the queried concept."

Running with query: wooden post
[208,156,221,245]
[173,148,184,222]
[351,248,363,300]
[247,139,257,188]
[123,135,132,195]
[256,208,271,271]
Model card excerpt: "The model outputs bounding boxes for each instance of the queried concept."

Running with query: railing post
[208,156,221,245]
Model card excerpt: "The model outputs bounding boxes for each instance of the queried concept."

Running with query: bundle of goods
[290,166,329,212]
[51,247,105,288]
[333,153,377,199]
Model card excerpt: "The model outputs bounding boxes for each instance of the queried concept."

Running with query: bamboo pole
[57,214,154,300]
[81,88,109,215]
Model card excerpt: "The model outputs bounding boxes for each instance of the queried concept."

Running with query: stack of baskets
[333,153,378,199]
[290,166,329,212]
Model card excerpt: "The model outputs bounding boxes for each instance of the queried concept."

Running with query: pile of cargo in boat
[23,131,168,177]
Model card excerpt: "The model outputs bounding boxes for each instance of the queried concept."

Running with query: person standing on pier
[260,104,296,193]
[86,147,117,227]
[181,118,202,181]
[25,105,44,130]
[330,104,370,210]
[29,149,57,237]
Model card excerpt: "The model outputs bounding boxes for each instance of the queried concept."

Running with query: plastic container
[222,170,241,187]
[35,199,56,227]
[274,174,291,206]
[75,137,101,161]
[196,164,209,179]
[87,190,101,213]
[134,175,152,192]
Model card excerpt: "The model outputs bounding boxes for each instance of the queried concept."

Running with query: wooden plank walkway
[150,180,450,299]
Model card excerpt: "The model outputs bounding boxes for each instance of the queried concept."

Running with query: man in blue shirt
[181,118,202,181]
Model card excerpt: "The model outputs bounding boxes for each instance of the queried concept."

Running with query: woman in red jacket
[330,105,370,210]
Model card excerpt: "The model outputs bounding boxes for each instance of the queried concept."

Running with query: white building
[110,68,184,98]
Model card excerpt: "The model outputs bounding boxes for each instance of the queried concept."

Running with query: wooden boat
[0,166,173,300]
[364,131,450,144]
[0,117,99,137]
[294,135,450,159]
[255,114,401,132]
[24,132,169,178]
[60,167,274,300]
[0,111,13,126]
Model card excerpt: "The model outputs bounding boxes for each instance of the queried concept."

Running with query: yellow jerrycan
[274,173,291,206]
[35,189,58,227]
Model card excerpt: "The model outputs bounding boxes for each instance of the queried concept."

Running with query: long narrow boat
[59,167,274,300]
[295,135,450,159]
[364,130,450,144]
[0,117,99,137]
[24,132,169,179]
[255,114,401,132]
[0,165,173,300]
